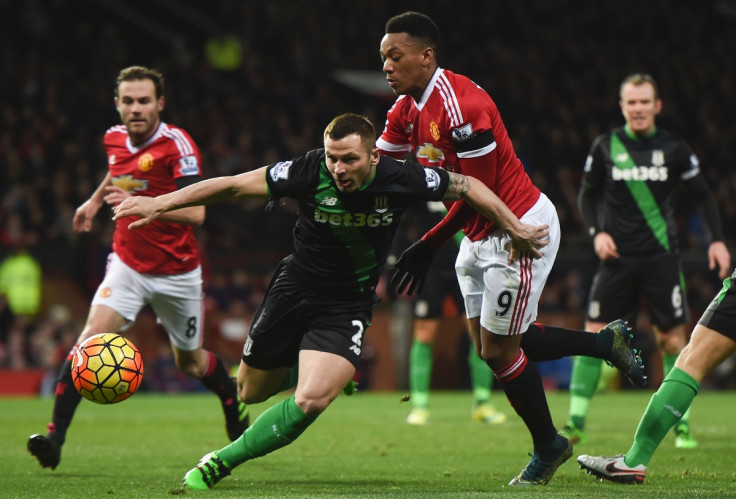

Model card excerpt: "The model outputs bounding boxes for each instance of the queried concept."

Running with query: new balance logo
[320,197,338,206]
[663,404,682,419]
[242,337,253,356]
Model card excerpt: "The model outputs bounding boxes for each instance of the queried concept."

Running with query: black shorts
[414,267,463,319]
[585,254,689,330]
[698,272,736,342]
[241,257,375,370]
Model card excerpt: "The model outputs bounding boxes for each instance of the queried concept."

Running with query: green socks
[409,340,495,410]
[625,367,699,467]
[468,347,493,404]
[662,353,691,426]
[567,356,602,429]
[409,340,432,409]
[217,394,317,468]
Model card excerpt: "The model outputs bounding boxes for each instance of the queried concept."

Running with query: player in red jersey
[27,66,248,471]
[378,12,645,486]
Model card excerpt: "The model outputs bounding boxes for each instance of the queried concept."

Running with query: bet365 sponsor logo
[313,208,393,227]
[612,165,668,182]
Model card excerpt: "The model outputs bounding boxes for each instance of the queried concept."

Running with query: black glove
[265,198,280,212]
[391,239,435,295]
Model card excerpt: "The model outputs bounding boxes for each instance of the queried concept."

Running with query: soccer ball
[71,333,144,404]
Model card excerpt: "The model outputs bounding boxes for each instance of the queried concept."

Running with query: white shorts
[455,193,560,336]
[91,252,204,351]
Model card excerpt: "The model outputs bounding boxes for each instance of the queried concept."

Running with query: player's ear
[654,98,663,115]
[422,46,434,66]
[158,95,165,112]
[371,147,380,165]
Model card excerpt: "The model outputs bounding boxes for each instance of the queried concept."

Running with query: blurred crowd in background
[2,0,736,389]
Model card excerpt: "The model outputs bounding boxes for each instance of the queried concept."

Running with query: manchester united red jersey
[377,68,539,241]
[105,122,202,275]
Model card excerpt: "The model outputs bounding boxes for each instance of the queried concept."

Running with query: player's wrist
[420,233,442,252]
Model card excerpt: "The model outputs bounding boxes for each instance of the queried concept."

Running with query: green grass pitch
[4,390,736,497]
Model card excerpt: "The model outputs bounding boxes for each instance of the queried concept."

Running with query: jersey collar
[624,123,657,141]
[414,67,444,111]
[126,122,166,153]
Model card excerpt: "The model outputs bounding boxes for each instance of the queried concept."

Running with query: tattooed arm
[443,171,473,200]
[392,170,550,295]
[444,172,549,262]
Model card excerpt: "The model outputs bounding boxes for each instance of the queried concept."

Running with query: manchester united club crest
[429,120,440,141]
[138,153,155,172]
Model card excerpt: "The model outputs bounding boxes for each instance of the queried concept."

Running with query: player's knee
[238,383,270,405]
[480,342,515,371]
[479,345,498,369]
[294,392,332,417]
[470,342,482,359]
[177,361,204,378]
[239,390,263,405]
[413,318,439,343]
[657,332,686,355]
[237,383,249,404]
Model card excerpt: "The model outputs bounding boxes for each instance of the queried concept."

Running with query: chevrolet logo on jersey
[416,143,444,163]
[112,175,148,192]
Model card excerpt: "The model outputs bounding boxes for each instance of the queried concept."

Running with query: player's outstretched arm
[446,172,549,264]
[73,172,112,233]
[113,167,269,230]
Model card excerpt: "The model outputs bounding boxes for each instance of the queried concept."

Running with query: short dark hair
[620,73,660,101]
[323,113,376,152]
[115,66,165,99]
[385,11,441,52]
